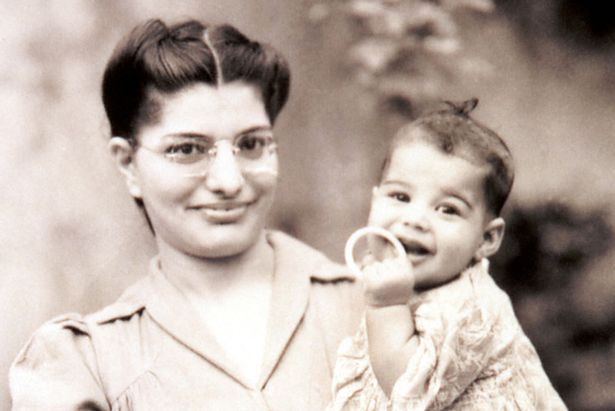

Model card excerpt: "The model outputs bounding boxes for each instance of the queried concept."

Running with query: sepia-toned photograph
[1,1,614,409]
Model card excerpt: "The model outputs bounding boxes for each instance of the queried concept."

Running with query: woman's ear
[109,137,142,199]
[474,217,505,260]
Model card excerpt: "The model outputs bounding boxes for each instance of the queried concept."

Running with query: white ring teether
[344,226,406,278]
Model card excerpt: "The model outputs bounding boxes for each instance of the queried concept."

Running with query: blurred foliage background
[1,1,614,409]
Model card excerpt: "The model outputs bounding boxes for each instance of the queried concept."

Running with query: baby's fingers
[360,253,376,269]
[363,255,415,303]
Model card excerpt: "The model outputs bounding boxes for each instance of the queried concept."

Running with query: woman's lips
[190,201,254,224]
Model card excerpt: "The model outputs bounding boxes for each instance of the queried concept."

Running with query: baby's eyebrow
[441,189,473,209]
[381,180,411,188]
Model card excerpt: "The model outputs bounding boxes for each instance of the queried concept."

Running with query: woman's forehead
[142,82,270,138]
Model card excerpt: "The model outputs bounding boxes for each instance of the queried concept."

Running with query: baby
[331,99,567,410]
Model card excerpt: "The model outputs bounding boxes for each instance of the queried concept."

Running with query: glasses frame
[136,134,278,178]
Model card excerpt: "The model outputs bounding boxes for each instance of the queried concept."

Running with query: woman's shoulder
[267,229,359,283]
[12,312,94,369]
[14,274,155,367]
[87,274,152,325]
[9,311,110,409]
[10,275,160,406]
[267,229,364,321]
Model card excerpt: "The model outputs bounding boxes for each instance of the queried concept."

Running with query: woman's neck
[156,231,275,299]
[157,231,275,384]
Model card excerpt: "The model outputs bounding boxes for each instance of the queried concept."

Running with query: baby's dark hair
[383,98,514,216]
[102,18,290,141]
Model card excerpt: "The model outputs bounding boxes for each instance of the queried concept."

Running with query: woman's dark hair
[102,19,290,229]
[102,18,291,141]
[382,98,515,216]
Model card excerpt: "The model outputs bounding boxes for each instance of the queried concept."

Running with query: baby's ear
[475,217,505,260]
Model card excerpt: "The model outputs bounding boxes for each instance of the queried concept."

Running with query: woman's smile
[128,82,278,258]
[189,199,257,224]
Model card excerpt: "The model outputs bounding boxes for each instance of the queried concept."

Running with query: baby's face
[368,140,495,290]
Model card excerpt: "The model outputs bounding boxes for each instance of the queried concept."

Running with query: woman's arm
[10,314,109,411]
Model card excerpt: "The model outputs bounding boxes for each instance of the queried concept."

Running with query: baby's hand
[362,255,414,307]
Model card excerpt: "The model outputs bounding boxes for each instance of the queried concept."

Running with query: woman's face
[117,81,278,259]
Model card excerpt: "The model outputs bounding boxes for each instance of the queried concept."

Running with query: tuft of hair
[207,24,290,125]
[102,19,290,140]
[385,98,515,216]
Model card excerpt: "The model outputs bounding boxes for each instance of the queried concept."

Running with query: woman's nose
[204,141,245,197]
[401,205,430,231]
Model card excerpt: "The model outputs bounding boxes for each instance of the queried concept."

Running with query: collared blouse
[10,231,363,411]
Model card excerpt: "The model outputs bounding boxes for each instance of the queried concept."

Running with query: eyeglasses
[138,132,278,178]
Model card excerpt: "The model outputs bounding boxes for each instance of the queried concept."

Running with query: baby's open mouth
[402,241,431,256]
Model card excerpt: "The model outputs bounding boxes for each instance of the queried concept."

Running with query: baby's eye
[436,204,461,216]
[389,192,410,203]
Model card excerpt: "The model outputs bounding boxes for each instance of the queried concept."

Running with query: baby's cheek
[366,201,391,228]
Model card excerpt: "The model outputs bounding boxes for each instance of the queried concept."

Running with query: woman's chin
[186,226,264,259]
[196,243,250,259]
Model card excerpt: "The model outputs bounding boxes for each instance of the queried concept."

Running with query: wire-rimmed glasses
[138,131,278,178]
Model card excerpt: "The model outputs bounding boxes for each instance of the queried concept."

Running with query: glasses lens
[164,139,211,165]
[235,134,273,161]
[145,134,276,178]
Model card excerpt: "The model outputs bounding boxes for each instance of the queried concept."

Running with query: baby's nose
[401,206,430,231]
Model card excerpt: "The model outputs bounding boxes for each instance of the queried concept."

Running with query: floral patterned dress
[329,260,568,411]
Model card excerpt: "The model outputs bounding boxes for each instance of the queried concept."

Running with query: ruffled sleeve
[330,277,505,411]
[328,318,389,411]
[389,297,500,410]
[9,314,109,411]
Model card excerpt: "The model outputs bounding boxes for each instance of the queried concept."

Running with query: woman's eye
[166,143,207,161]
[238,136,266,150]
[237,135,269,159]
[172,143,205,153]
[239,136,259,150]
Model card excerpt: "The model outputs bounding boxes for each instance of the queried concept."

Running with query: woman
[9,19,362,410]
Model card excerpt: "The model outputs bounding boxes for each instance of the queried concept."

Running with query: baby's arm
[362,257,418,396]
[333,259,509,410]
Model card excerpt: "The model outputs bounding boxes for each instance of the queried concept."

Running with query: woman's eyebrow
[238,125,273,135]
[163,126,273,140]
[163,132,212,140]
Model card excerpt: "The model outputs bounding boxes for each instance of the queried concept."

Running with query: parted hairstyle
[382,98,515,216]
[102,18,291,141]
